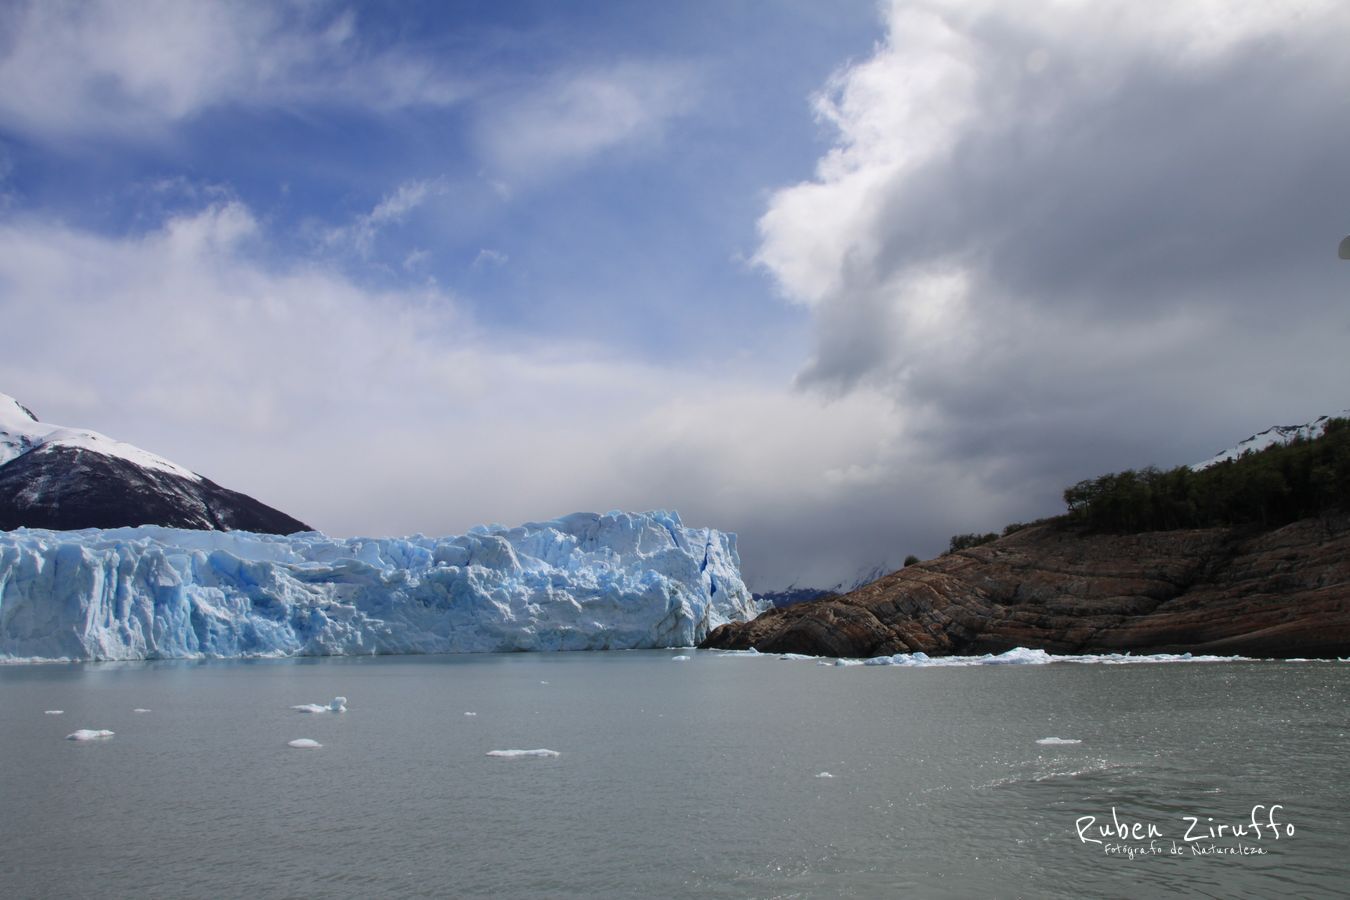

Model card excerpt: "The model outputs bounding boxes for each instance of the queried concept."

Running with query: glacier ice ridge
[0,510,758,662]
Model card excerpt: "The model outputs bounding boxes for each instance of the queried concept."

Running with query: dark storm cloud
[758,0,1350,528]
[868,51,1350,321]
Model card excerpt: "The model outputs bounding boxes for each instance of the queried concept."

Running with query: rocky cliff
[701,515,1350,659]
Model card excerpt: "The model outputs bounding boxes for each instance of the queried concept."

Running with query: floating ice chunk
[486,749,560,758]
[44,710,63,715]
[986,648,1055,665]
[872,648,1056,667]
[671,655,690,661]
[1036,737,1082,745]
[292,697,347,713]
[464,711,478,717]
[815,772,834,778]
[66,729,114,741]
[133,708,151,713]
[288,739,322,749]
[539,681,549,685]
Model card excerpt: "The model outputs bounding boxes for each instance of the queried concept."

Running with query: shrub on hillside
[948,532,998,553]
[1063,418,1350,532]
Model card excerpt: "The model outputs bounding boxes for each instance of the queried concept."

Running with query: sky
[1,0,1348,590]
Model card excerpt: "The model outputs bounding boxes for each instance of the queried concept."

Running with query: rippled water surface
[1,652,1346,898]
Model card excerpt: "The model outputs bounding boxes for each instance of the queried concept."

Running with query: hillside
[703,417,1350,659]
[702,514,1350,658]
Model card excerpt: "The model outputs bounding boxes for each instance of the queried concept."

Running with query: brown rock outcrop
[701,515,1350,659]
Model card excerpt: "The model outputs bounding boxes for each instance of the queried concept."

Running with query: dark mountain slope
[0,393,311,534]
[0,444,312,533]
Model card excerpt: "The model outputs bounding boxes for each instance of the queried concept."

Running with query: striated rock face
[701,516,1350,659]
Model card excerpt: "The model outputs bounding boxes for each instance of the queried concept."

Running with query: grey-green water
[1,652,1346,899]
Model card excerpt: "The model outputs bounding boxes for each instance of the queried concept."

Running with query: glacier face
[0,511,758,661]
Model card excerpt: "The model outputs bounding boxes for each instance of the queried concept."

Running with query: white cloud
[472,248,508,269]
[756,6,979,309]
[0,199,969,587]
[323,178,443,256]
[0,142,12,209]
[369,181,438,225]
[0,0,467,139]
[475,61,698,180]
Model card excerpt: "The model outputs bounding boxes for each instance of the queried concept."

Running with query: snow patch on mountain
[0,393,199,481]
[0,510,758,662]
[1192,409,1350,471]
[755,561,897,608]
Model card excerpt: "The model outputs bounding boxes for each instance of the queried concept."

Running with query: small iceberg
[66,729,114,741]
[1036,737,1082,745]
[464,711,478,717]
[815,772,835,779]
[671,655,691,661]
[288,739,322,750]
[292,696,347,713]
[133,708,151,713]
[44,710,63,715]
[486,749,560,759]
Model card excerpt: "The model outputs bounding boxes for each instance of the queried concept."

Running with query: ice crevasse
[0,510,758,661]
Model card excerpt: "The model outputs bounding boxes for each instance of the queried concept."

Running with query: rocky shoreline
[702,514,1350,659]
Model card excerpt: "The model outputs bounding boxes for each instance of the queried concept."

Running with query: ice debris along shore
[0,511,757,661]
[842,648,1253,666]
[721,646,1275,666]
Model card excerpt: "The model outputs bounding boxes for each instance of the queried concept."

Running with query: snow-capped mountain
[0,511,756,661]
[0,393,311,534]
[754,562,896,608]
[1191,409,1350,471]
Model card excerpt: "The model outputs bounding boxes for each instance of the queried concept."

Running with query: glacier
[0,510,758,662]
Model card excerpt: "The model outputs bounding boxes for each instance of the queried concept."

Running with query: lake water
[1,651,1346,898]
